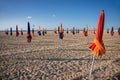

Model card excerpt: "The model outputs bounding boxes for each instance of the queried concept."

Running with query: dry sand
[0,31,120,80]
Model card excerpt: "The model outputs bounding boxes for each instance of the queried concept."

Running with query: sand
[0,31,120,80]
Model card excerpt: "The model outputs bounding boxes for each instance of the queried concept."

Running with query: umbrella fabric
[89,10,105,57]
[38,25,41,36]
[58,26,60,34]
[59,24,64,39]
[42,28,45,36]
[5,28,9,35]
[54,28,57,34]
[86,25,88,36]
[16,25,19,36]
[107,29,109,34]
[72,27,75,35]
[21,28,23,35]
[77,29,79,34]
[66,28,69,34]
[10,27,12,36]
[94,30,96,34]
[118,27,120,35]
[83,27,88,37]
[45,29,47,34]
[27,22,32,42]
[32,28,35,36]
[110,27,114,36]
[60,25,62,32]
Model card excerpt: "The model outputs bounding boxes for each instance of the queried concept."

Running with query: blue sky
[0,0,120,30]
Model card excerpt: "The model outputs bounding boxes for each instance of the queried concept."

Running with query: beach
[0,31,120,80]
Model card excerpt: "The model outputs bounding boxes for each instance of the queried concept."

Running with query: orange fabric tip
[89,38,105,57]
[54,31,57,34]
[60,24,62,32]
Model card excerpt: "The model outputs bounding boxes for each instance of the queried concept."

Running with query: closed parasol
[27,22,32,42]
[59,24,64,39]
[88,10,105,79]
[16,25,19,36]
[89,10,105,56]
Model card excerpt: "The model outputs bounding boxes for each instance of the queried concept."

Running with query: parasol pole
[59,35,62,59]
[89,54,95,79]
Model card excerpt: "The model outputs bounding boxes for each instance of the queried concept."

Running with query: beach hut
[27,22,32,42]
[89,10,105,79]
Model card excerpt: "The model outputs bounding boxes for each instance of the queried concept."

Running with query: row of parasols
[4,23,120,39]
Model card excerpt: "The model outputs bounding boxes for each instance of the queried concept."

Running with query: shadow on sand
[16,57,111,61]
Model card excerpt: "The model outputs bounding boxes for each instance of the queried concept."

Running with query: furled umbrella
[21,28,23,35]
[107,28,109,34]
[88,10,105,79]
[27,22,32,42]
[38,25,41,36]
[93,28,96,34]
[32,27,35,37]
[83,25,88,44]
[5,28,9,35]
[118,27,120,36]
[110,27,114,36]
[42,28,45,36]
[59,24,64,39]
[66,28,69,34]
[45,28,47,34]
[83,25,88,37]
[78,29,80,33]
[72,27,75,35]
[10,27,12,36]
[58,26,60,34]
[76,29,79,34]
[16,25,19,36]
[54,27,57,34]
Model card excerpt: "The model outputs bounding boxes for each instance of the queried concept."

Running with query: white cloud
[26,16,32,19]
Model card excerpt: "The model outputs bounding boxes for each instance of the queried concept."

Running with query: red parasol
[89,10,106,79]
[89,10,105,57]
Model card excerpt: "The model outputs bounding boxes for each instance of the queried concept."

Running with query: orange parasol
[59,23,64,39]
[89,10,105,57]
[60,24,62,32]
[54,27,57,34]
